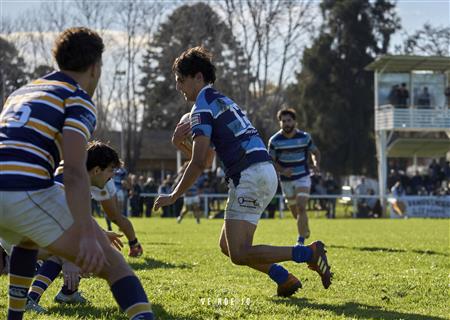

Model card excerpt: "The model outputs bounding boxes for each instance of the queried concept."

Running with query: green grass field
[1,216,449,320]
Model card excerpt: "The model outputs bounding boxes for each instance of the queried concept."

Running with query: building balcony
[375,105,450,132]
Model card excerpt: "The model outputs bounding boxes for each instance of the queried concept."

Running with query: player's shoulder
[269,130,284,143]
[33,71,79,98]
[295,129,311,138]
[65,87,96,114]
[194,86,227,114]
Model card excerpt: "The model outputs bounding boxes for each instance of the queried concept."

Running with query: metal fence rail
[139,193,398,218]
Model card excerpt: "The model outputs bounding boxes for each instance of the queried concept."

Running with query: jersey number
[0,104,31,128]
[230,104,253,129]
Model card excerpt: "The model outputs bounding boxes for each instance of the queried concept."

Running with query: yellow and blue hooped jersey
[0,71,96,190]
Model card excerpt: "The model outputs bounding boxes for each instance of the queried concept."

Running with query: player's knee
[99,247,132,281]
[219,242,228,256]
[228,249,249,266]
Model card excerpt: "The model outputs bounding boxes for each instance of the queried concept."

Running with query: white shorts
[280,175,311,199]
[184,196,200,206]
[0,185,74,248]
[224,162,278,225]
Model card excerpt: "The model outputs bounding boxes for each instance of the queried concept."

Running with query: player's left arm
[154,135,211,210]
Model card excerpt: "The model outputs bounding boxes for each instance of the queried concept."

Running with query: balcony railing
[375,105,450,131]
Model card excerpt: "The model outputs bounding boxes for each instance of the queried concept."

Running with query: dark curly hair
[86,140,121,171]
[172,46,216,84]
[53,27,104,72]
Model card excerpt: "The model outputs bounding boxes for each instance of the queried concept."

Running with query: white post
[374,69,388,216]
[409,71,414,108]
[377,130,388,217]
[374,70,379,109]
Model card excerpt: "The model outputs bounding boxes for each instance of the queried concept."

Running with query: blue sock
[292,245,313,263]
[268,264,289,285]
[28,260,62,302]
[8,247,38,320]
[297,236,305,245]
[111,275,154,320]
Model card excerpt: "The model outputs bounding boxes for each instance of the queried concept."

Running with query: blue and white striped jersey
[190,86,270,179]
[268,129,316,181]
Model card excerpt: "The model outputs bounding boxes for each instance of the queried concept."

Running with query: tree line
[1,0,448,176]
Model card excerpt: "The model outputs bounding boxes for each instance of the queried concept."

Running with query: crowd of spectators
[98,166,343,219]
[387,159,450,196]
[93,158,448,220]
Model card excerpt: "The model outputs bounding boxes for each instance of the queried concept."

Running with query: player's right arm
[63,130,106,273]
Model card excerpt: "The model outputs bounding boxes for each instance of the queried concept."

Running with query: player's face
[175,73,198,102]
[91,164,115,188]
[280,115,296,134]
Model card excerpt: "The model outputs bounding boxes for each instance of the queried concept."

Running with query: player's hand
[76,230,106,274]
[283,168,293,177]
[104,231,124,251]
[153,193,177,211]
[62,261,81,291]
[172,122,191,147]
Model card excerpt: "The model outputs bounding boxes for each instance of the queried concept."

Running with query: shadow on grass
[328,244,448,257]
[129,257,193,271]
[271,298,446,320]
[47,304,120,319]
[47,303,202,320]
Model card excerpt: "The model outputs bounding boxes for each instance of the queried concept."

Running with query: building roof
[365,55,450,73]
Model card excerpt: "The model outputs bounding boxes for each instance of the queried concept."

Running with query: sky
[1,0,449,49]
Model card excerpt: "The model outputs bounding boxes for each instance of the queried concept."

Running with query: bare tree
[111,0,170,171]
[400,23,450,56]
[218,0,316,139]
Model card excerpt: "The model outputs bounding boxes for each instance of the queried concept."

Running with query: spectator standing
[397,83,409,108]
[129,175,142,217]
[143,177,158,217]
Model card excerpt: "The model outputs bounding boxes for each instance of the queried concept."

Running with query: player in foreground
[57,141,144,258]
[26,141,143,312]
[0,27,153,319]
[268,108,321,245]
[0,229,123,313]
[154,47,332,297]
